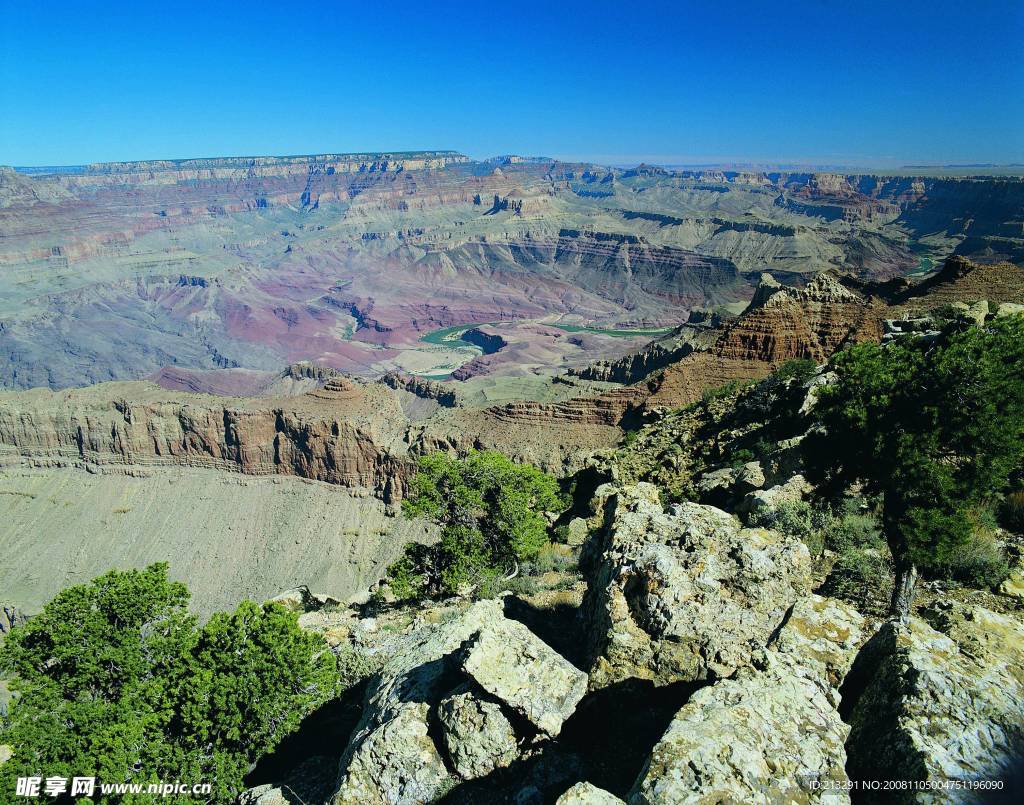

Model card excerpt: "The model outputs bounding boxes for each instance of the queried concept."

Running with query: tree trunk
[889,557,918,623]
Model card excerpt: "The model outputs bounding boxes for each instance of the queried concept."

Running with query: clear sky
[1,0,1022,168]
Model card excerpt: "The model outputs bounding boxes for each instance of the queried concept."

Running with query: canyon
[1,150,1023,617]
[1,248,1022,617]
[2,150,1024,803]
[2,154,1022,390]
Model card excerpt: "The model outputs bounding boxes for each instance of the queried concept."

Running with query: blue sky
[1,0,1022,167]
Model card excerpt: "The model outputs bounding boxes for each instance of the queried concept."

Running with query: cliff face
[1,258,1020,508]
[894,255,1024,311]
[570,322,720,384]
[582,257,1022,411]
[713,272,886,364]
[437,230,749,314]
[595,272,887,410]
[0,381,413,502]
[0,379,630,503]
[381,372,458,407]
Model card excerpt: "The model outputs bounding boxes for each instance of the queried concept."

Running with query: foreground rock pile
[632,594,865,803]
[845,603,1024,794]
[242,480,1024,804]
[332,598,588,804]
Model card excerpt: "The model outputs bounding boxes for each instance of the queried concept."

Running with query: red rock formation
[894,256,1024,312]
[0,381,412,501]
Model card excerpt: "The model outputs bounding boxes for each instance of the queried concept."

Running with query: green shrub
[474,572,539,600]
[726,448,756,469]
[749,500,834,557]
[824,511,883,554]
[929,303,963,323]
[523,543,576,576]
[931,530,1009,589]
[701,379,752,404]
[389,451,564,600]
[749,437,776,461]
[0,564,339,802]
[773,358,817,385]
[335,643,382,689]
[820,547,894,615]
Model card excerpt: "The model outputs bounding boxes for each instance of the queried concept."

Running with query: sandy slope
[0,466,430,617]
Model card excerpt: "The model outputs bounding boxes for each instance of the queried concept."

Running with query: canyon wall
[0,381,413,502]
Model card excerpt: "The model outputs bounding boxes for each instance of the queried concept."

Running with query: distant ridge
[16,150,470,175]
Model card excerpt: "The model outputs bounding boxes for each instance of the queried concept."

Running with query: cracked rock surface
[583,484,811,688]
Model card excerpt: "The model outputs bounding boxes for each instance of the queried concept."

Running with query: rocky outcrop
[602,270,890,411]
[773,594,867,688]
[736,473,813,521]
[571,258,1022,414]
[462,616,588,736]
[332,599,588,804]
[895,255,1024,313]
[479,389,645,428]
[437,687,519,780]
[843,603,1024,795]
[458,327,506,355]
[721,271,886,364]
[569,323,718,384]
[381,372,458,407]
[440,229,749,312]
[630,594,866,804]
[0,603,26,635]
[583,484,811,688]
[631,655,851,804]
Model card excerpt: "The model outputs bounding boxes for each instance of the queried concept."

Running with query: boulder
[772,594,866,692]
[267,586,317,613]
[565,517,590,547]
[629,654,852,804]
[333,599,505,804]
[238,785,289,805]
[629,594,865,804]
[332,597,591,802]
[844,605,1024,792]
[964,300,990,325]
[762,435,806,482]
[737,474,812,521]
[0,603,26,636]
[995,302,1024,319]
[557,781,625,804]
[437,686,518,780]
[335,701,449,805]
[695,467,737,506]
[584,485,811,688]
[0,745,11,765]
[999,566,1024,601]
[462,617,589,736]
[798,371,835,416]
[734,460,766,494]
